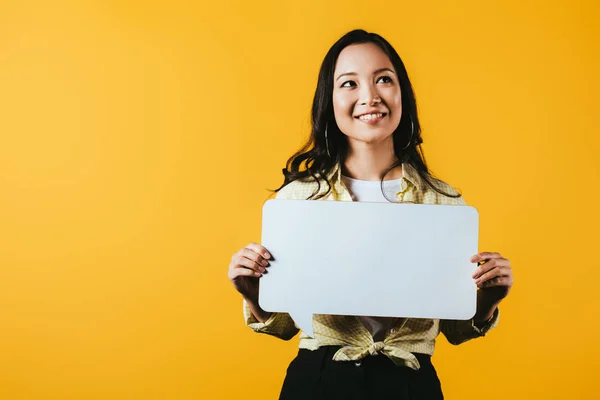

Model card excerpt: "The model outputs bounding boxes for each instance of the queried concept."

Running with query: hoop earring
[325,124,331,158]
[401,117,415,150]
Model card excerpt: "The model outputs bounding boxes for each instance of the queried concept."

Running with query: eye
[377,76,394,84]
[341,80,357,88]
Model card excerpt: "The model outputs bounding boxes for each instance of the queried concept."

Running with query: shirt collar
[329,162,423,191]
[401,162,423,191]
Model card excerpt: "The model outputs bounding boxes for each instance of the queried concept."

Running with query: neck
[342,137,402,181]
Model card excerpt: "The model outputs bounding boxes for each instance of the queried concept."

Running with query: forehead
[334,42,395,75]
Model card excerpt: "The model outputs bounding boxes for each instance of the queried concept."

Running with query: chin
[350,132,394,145]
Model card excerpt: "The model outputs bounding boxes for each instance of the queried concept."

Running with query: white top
[341,174,402,340]
[340,175,402,203]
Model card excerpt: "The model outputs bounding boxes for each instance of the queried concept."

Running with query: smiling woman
[227,29,513,400]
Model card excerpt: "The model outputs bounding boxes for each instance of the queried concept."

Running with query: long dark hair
[275,29,461,200]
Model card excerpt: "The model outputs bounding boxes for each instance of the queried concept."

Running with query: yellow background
[0,0,598,398]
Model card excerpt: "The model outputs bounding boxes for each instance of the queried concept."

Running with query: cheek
[387,91,402,112]
[333,92,355,118]
[386,93,403,120]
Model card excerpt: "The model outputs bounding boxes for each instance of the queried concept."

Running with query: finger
[230,267,262,279]
[472,258,509,278]
[234,256,267,274]
[481,276,513,288]
[239,248,270,268]
[475,266,511,285]
[476,266,511,284]
[472,259,497,278]
[471,252,503,263]
[246,242,272,260]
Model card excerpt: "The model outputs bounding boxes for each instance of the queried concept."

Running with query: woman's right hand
[228,242,271,303]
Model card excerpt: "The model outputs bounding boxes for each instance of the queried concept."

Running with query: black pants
[279,347,443,400]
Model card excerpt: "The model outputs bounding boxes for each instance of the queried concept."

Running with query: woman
[228,29,513,400]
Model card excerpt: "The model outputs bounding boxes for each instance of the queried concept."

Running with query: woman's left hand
[471,252,513,302]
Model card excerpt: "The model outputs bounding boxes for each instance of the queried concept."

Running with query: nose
[359,83,381,106]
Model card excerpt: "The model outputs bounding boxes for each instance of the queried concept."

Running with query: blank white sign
[259,199,479,337]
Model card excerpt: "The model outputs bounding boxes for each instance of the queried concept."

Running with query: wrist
[474,290,500,323]
[474,311,495,326]
[245,297,272,322]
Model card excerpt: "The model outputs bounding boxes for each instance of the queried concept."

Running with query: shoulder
[420,176,467,206]
[402,163,465,206]
[275,178,321,200]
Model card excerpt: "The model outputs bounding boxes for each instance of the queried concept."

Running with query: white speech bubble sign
[259,199,478,337]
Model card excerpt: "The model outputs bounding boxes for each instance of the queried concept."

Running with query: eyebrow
[335,67,396,82]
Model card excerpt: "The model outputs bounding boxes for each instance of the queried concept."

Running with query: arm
[474,286,501,324]
[228,241,300,341]
[243,299,299,340]
[440,293,500,345]
[234,183,303,340]
[245,297,272,322]
[441,251,513,345]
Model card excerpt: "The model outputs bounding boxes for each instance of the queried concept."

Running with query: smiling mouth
[355,113,387,122]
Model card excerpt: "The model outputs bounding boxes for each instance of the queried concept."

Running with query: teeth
[359,113,383,121]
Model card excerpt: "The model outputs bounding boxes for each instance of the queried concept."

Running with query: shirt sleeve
[440,307,500,345]
[243,299,300,341]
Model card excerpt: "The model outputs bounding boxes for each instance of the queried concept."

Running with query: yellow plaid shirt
[244,163,499,370]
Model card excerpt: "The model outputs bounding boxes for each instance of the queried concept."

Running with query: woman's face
[332,42,402,146]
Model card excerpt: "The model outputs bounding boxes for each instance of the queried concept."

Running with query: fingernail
[265,252,271,259]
